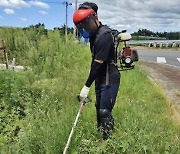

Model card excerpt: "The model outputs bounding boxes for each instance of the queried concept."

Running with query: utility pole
[75,0,78,10]
[74,0,78,37]
[62,1,72,40]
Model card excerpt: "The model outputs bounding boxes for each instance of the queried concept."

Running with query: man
[73,2,120,140]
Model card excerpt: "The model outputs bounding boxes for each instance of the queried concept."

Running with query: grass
[67,67,180,154]
[175,92,180,97]
[0,31,179,153]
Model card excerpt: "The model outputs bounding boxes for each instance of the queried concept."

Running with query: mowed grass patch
[68,66,180,154]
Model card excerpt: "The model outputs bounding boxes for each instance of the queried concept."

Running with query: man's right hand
[79,85,90,98]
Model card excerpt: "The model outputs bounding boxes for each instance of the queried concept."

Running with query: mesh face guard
[73,9,94,23]
[75,14,96,38]
[73,9,96,38]
[75,14,91,29]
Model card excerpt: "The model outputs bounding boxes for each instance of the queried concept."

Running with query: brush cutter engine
[112,30,139,71]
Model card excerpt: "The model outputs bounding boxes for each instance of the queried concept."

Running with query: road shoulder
[138,60,180,122]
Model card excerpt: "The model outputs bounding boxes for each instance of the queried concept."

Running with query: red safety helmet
[73,9,95,24]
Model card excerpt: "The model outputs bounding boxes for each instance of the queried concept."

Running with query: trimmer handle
[77,95,92,105]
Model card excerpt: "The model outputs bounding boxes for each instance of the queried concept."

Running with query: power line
[23,0,68,4]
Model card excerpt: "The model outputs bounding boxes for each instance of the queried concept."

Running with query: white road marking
[157,57,166,63]
[177,58,180,63]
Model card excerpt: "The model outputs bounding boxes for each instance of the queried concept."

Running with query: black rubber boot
[99,109,114,140]
[102,115,114,140]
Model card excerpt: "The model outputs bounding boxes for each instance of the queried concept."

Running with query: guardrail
[148,42,180,48]
[129,40,180,48]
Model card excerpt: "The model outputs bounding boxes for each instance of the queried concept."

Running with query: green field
[0,27,179,154]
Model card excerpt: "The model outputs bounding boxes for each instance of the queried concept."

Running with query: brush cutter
[63,95,92,154]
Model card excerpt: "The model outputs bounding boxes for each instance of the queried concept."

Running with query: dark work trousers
[95,81,120,111]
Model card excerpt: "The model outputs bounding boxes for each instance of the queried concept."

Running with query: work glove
[80,85,90,98]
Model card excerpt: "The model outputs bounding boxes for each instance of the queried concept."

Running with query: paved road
[138,49,180,68]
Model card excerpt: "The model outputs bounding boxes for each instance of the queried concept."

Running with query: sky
[0,0,180,33]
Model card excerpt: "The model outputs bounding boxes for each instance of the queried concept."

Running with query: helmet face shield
[73,9,95,39]
[73,8,94,22]
[74,14,91,29]
[75,15,93,38]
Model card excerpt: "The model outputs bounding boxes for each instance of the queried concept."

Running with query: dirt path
[139,60,180,117]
